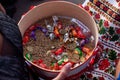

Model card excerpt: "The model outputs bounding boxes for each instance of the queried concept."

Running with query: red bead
[84,6,89,11]
[95,13,100,20]
[96,1,101,7]
[116,28,120,34]
[104,20,109,28]
[103,6,109,11]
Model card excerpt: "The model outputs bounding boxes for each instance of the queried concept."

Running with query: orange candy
[82,46,91,54]
[54,27,60,37]
[72,29,77,37]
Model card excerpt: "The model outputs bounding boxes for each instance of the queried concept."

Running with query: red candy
[53,63,59,70]
[54,47,64,55]
[39,63,47,69]
[75,27,85,38]
[75,26,81,31]
[29,26,36,31]
[38,59,43,64]
[77,30,86,39]
[33,59,43,65]
[23,36,29,45]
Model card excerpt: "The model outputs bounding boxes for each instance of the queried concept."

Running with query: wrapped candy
[49,33,55,40]
[23,36,29,45]
[72,29,77,37]
[30,31,36,40]
[80,39,86,47]
[29,26,36,31]
[74,48,83,57]
[47,25,54,32]
[77,30,86,39]
[63,33,69,43]
[54,27,60,38]
[82,46,91,55]
[25,53,32,61]
[54,46,65,55]
[53,63,59,70]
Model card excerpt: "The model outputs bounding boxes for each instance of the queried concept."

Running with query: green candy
[57,58,64,65]
[25,53,32,61]
[75,48,83,57]
[51,62,55,67]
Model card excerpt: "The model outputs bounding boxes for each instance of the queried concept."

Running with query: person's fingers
[0,3,6,14]
[53,63,72,80]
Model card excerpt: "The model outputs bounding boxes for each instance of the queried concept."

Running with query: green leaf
[110,34,119,41]
[99,27,106,34]
[99,19,103,27]
[108,27,115,36]
[108,50,117,60]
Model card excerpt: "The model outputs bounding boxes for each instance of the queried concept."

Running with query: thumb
[53,63,72,80]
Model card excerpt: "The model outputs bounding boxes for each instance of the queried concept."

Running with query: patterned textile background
[78,0,120,80]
